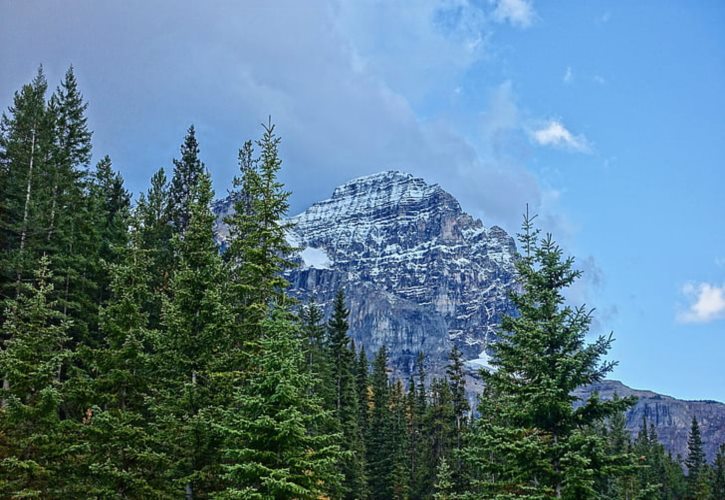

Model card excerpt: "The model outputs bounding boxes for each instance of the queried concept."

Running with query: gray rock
[213,170,725,462]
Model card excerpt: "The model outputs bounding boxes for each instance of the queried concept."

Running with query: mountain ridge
[212,170,725,460]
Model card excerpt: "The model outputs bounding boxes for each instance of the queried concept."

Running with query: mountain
[212,170,725,461]
[575,381,725,462]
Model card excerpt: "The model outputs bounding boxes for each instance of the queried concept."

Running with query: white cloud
[715,257,725,268]
[563,66,573,84]
[592,74,607,85]
[678,282,725,323]
[491,0,536,28]
[530,120,591,153]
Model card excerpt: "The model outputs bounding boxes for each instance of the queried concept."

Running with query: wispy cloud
[678,282,725,323]
[530,120,591,153]
[491,0,536,28]
[563,66,573,84]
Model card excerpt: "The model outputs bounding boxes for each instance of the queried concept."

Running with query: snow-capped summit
[283,171,518,375]
[214,170,517,375]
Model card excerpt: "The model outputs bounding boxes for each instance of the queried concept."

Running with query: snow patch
[300,246,332,269]
[466,350,497,372]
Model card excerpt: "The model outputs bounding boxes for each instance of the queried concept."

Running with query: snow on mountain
[216,170,518,375]
[212,169,725,461]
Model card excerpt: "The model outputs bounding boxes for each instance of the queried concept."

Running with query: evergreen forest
[1,67,724,499]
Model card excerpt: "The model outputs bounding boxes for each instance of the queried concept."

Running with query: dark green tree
[356,345,371,437]
[712,444,725,500]
[45,66,96,344]
[223,121,296,340]
[463,210,634,498]
[0,67,54,301]
[135,167,173,326]
[367,346,394,499]
[214,311,343,499]
[87,155,131,306]
[433,457,456,500]
[301,300,334,407]
[153,172,232,497]
[685,416,710,499]
[77,225,171,497]
[0,258,72,497]
[169,125,206,236]
[327,290,368,498]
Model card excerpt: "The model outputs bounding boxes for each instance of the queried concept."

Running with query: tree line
[1,67,723,499]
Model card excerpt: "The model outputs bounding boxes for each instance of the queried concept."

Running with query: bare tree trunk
[18,128,36,254]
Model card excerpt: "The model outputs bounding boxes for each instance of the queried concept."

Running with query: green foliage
[169,125,206,236]
[214,311,343,499]
[76,227,172,497]
[0,258,72,497]
[712,445,725,500]
[464,210,635,498]
[0,71,708,500]
[685,417,710,499]
[327,290,369,499]
[434,457,456,500]
[153,171,232,496]
[223,120,296,337]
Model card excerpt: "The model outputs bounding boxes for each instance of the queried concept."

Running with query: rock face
[212,170,725,461]
[285,171,517,376]
[576,381,725,463]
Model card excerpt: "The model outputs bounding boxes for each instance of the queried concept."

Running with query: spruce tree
[447,346,469,491]
[135,167,173,327]
[685,416,710,499]
[0,257,72,497]
[301,300,334,408]
[153,172,232,497]
[389,379,411,500]
[433,457,456,500]
[712,444,725,500]
[356,345,371,437]
[77,224,171,497]
[214,311,343,499]
[327,290,368,498]
[223,120,296,340]
[169,125,206,236]
[87,155,131,305]
[45,66,96,344]
[463,210,634,498]
[0,67,54,301]
[367,346,394,499]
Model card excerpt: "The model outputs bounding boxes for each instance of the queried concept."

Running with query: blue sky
[2,1,723,401]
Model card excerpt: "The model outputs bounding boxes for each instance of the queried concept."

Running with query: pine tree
[327,290,368,498]
[0,67,54,302]
[45,66,96,344]
[300,300,334,407]
[169,125,206,236]
[223,120,296,340]
[447,345,469,491]
[153,172,232,497]
[135,167,173,327]
[87,155,130,305]
[389,379,410,500]
[409,352,432,499]
[463,210,634,498]
[685,416,710,499]
[356,345,371,437]
[712,444,725,500]
[76,224,171,497]
[0,257,72,497]
[214,311,343,499]
[367,346,394,499]
[433,457,456,500]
